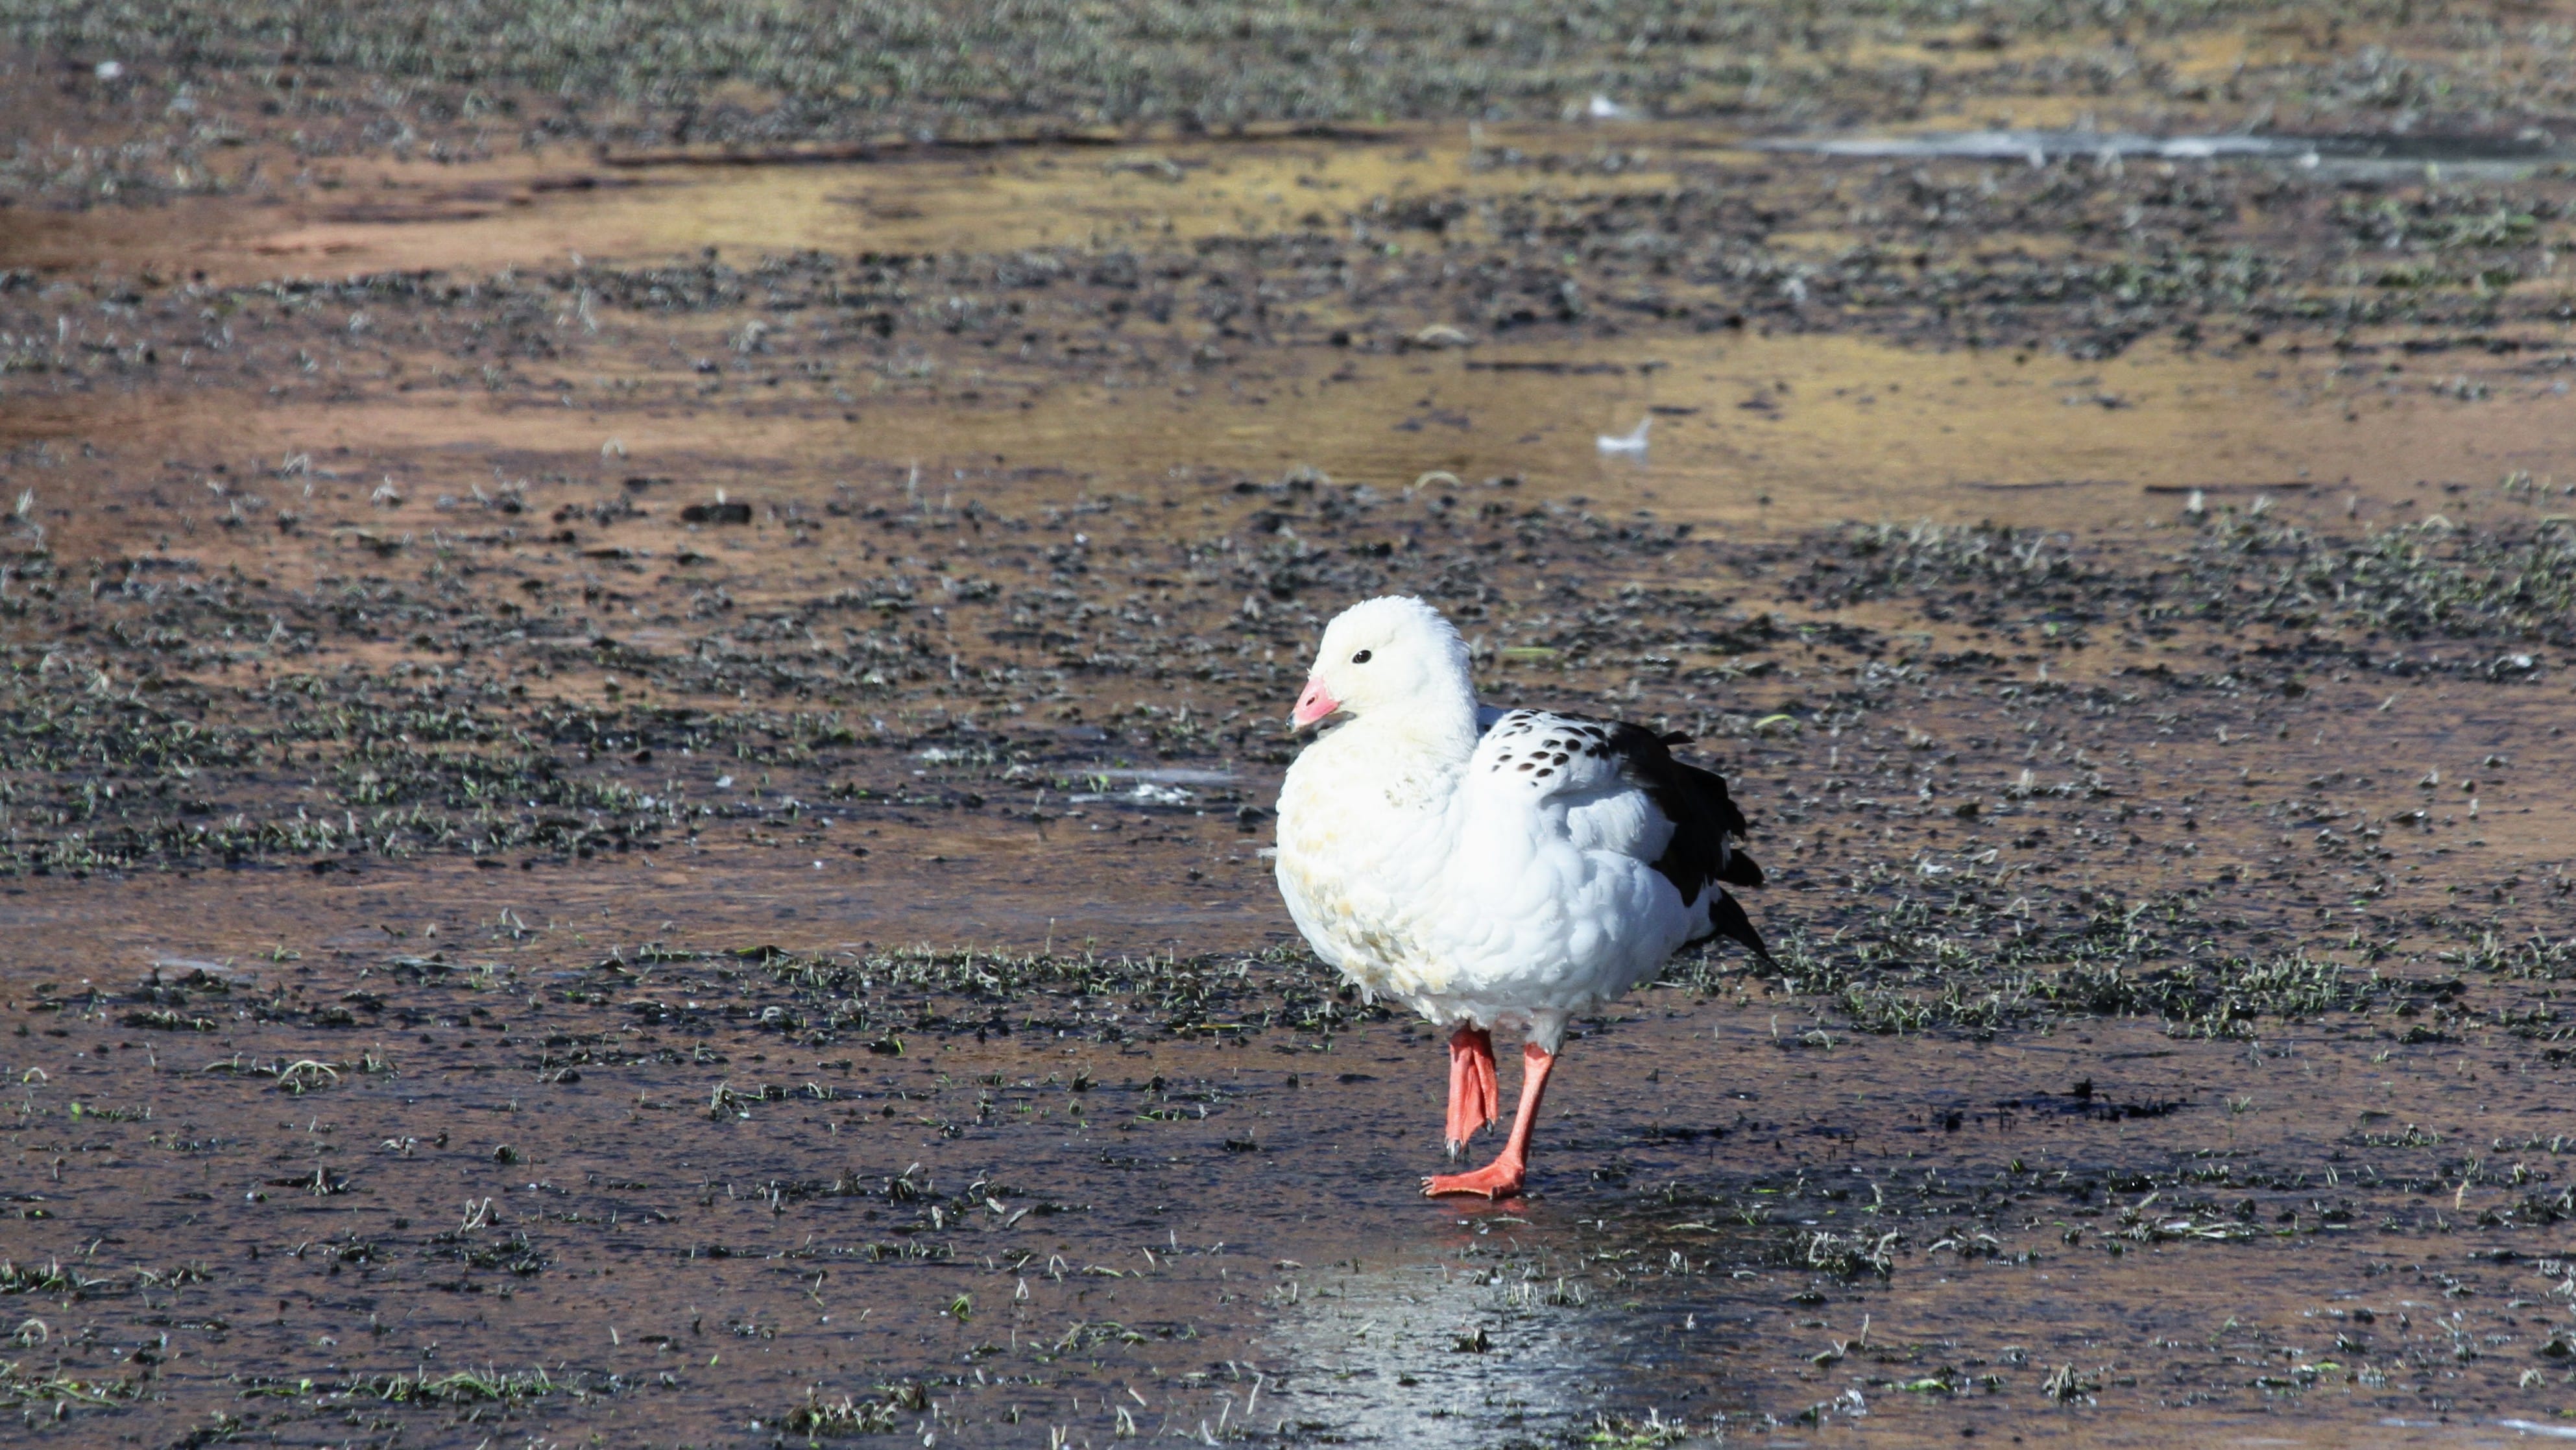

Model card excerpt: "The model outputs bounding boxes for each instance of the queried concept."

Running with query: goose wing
[1465,708,1769,960]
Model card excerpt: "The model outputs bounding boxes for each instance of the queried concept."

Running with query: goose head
[1290,595,1475,732]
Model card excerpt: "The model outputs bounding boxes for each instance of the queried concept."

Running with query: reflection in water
[1255,1209,1746,1445]
[1258,1235,1606,1444]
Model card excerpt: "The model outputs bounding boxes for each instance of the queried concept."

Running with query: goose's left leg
[1423,1041,1556,1198]
[1444,1024,1500,1155]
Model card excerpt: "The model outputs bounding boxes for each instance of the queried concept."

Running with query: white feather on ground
[1595,416,1652,455]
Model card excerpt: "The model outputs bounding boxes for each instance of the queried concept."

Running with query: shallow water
[1756,128,2569,184]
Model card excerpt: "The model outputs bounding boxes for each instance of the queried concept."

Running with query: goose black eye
[1350,649,1373,664]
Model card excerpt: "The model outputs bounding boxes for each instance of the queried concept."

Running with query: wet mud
[8,11,2576,1449]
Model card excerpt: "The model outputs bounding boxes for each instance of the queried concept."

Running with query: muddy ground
[6,6,2576,1447]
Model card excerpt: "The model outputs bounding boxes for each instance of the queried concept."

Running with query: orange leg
[1424,1041,1557,1199]
[1444,1024,1500,1155]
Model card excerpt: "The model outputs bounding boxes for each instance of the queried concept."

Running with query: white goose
[1274,596,1772,1198]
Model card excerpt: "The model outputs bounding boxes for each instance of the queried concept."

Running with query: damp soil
[6,16,2576,1449]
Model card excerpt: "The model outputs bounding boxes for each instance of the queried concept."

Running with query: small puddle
[1760,127,2568,182]
[1085,768,1236,786]
[1062,768,1239,808]
[1761,128,2315,164]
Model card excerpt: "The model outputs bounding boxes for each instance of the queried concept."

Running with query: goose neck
[1344,691,1480,761]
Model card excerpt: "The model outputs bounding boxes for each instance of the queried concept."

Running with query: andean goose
[1273,596,1773,1198]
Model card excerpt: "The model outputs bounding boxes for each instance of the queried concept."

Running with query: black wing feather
[1708,891,1776,966]
[1716,847,1766,889]
[1589,722,1769,954]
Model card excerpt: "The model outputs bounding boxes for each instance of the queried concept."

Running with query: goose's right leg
[1444,1023,1500,1155]
[1425,1041,1556,1199]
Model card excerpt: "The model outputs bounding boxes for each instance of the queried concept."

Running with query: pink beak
[1290,677,1342,727]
